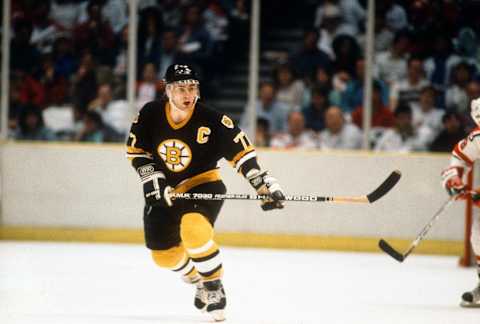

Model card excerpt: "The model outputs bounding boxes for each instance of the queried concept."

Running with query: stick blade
[367,170,402,203]
[378,239,405,262]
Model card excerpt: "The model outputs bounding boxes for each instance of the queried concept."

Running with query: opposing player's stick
[378,196,455,262]
[171,170,401,204]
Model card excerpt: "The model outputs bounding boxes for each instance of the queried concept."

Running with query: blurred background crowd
[5,0,480,153]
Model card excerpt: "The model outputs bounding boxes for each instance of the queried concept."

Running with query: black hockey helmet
[164,64,199,84]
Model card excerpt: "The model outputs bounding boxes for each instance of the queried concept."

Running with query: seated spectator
[390,57,430,111]
[11,70,45,109]
[137,63,165,110]
[319,106,362,150]
[71,52,98,113]
[270,111,317,149]
[332,34,361,76]
[302,86,330,132]
[255,117,271,148]
[455,28,480,71]
[203,1,229,45]
[358,12,393,52]
[375,104,428,152]
[424,33,461,96]
[73,1,115,66]
[289,29,331,80]
[50,0,83,33]
[316,3,356,59]
[411,86,444,147]
[429,111,467,152]
[15,105,56,141]
[52,35,78,80]
[341,58,388,113]
[445,62,474,113]
[157,29,181,79]
[43,104,76,141]
[378,0,408,32]
[375,29,410,85]
[75,111,106,143]
[158,0,183,30]
[314,0,365,35]
[351,81,395,129]
[79,0,127,35]
[177,5,214,71]
[331,69,351,106]
[88,83,130,138]
[30,1,61,54]
[273,63,306,111]
[137,7,163,72]
[241,82,290,134]
[11,17,41,75]
[38,54,69,108]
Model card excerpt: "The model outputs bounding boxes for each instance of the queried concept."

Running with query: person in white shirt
[273,63,306,111]
[380,0,408,31]
[88,84,132,137]
[375,30,410,85]
[375,104,429,152]
[390,57,430,111]
[411,86,444,146]
[316,4,356,59]
[314,0,365,34]
[240,82,290,134]
[319,106,362,150]
[270,111,317,149]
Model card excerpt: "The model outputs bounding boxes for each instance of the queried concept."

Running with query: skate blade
[460,301,480,308]
[208,309,225,322]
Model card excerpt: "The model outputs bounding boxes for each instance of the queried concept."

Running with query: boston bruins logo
[158,139,192,172]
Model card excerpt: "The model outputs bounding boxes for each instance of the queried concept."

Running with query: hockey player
[126,64,285,321]
[441,97,480,308]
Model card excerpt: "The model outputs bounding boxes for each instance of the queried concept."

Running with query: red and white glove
[441,167,467,199]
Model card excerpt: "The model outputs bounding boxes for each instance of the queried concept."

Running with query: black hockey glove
[247,170,285,211]
[137,164,173,207]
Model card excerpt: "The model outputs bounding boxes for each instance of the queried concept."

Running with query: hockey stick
[171,170,401,204]
[378,196,455,262]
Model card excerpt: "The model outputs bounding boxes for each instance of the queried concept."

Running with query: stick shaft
[171,192,368,203]
[403,197,454,257]
[379,197,454,262]
[171,170,400,204]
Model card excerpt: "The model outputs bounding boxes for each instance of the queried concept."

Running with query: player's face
[168,83,199,111]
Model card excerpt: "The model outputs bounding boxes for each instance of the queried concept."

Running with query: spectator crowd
[242,0,480,152]
[6,0,480,153]
[7,0,245,142]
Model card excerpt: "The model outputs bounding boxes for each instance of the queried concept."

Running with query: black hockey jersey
[126,98,260,192]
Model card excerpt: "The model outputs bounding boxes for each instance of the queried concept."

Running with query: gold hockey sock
[180,212,223,280]
[151,245,197,278]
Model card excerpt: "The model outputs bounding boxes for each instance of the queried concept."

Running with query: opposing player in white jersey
[442,98,480,307]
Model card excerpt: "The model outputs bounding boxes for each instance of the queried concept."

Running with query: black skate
[194,281,207,312]
[182,274,208,312]
[203,279,227,321]
[461,283,480,308]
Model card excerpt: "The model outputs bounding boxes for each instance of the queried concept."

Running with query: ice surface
[1,241,479,324]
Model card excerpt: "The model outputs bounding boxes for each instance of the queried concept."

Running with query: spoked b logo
[158,139,192,172]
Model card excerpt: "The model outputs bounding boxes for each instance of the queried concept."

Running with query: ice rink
[1,241,479,324]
